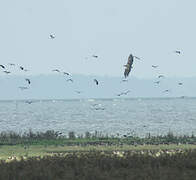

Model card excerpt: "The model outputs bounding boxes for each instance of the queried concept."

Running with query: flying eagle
[124,54,134,78]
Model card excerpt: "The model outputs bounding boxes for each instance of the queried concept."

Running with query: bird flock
[0,33,184,99]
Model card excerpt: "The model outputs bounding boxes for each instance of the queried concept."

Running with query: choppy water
[0,97,196,137]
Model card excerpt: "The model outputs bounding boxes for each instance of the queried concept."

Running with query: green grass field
[1,143,196,160]
[0,131,196,179]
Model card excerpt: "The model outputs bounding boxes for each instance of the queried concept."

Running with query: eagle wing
[124,54,133,78]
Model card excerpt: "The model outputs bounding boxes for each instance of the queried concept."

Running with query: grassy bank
[0,130,196,146]
[1,150,196,180]
[0,130,196,179]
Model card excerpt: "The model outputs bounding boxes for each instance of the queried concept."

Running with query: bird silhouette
[174,50,181,54]
[92,55,98,58]
[19,86,28,90]
[3,71,11,74]
[67,78,73,82]
[63,72,70,76]
[158,75,164,78]
[94,79,99,85]
[124,54,140,78]
[52,69,60,73]
[50,34,55,39]
[8,63,15,66]
[19,66,24,70]
[25,78,31,85]
[163,89,170,93]
[152,65,158,68]
[154,81,160,84]
[124,54,134,78]
[0,65,5,69]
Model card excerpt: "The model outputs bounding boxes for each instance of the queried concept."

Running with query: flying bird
[19,86,28,90]
[3,71,11,74]
[124,54,141,78]
[63,72,69,75]
[158,75,164,78]
[163,89,170,93]
[121,79,128,83]
[25,100,33,104]
[117,90,130,96]
[174,50,181,54]
[154,81,160,84]
[123,90,130,95]
[133,56,141,60]
[0,65,5,69]
[178,82,183,85]
[75,91,82,94]
[94,79,99,85]
[25,78,31,85]
[19,66,24,70]
[52,69,60,73]
[124,54,134,78]
[92,55,98,58]
[152,65,158,68]
[50,34,55,39]
[8,63,15,66]
[67,78,73,82]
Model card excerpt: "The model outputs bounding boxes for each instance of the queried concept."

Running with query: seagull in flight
[94,79,99,85]
[25,78,31,85]
[19,86,29,90]
[0,65,5,69]
[75,90,82,94]
[19,66,24,70]
[117,90,130,96]
[121,79,128,83]
[67,78,73,82]
[3,71,11,74]
[92,55,98,58]
[152,65,158,68]
[154,81,160,84]
[63,72,70,76]
[158,75,164,78]
[50,34,55,39]
[52,69,61,73]
[174,50,181,54]
[163,89,170,93]
[8,63,15,66]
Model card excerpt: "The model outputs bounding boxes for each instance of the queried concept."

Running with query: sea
[0,97,196,137]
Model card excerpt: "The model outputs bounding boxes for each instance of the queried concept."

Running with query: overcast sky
[0,0,196,78]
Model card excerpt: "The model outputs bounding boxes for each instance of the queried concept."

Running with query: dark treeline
[0,130,196,146]
[1,150,196,180]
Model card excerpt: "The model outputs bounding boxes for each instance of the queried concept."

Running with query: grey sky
[0,0,196,78]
